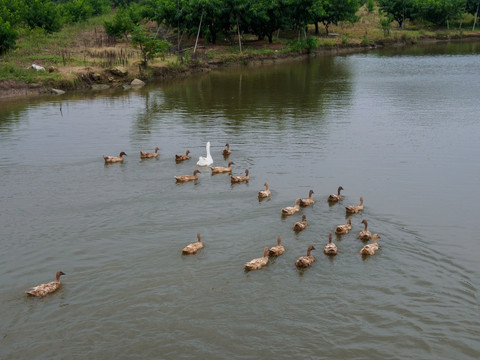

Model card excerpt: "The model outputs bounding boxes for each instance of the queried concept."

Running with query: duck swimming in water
[293,215,307,232]
[360,234,381,255]
[175,169,201,182]
[358,219,372,241]
[175,150,190,162]
[140,147,159,159]
[26,271,65,297]
[104,152,127,163]
[258,182,271,199]
[245,247,269,271]
[182,233,204,254]
[346,197,364,214]
[282,199,301,216]
[230,169,249,183]
[211,161,234,174]
[328,186,344,203]
[323,234,338,256]
[295,245,316,268]
[222,143,232,156]
[268,236,285,257]
[299,190,315,207]
[334,218,352,235]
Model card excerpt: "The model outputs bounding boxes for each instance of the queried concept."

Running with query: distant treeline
[1,0,479,55]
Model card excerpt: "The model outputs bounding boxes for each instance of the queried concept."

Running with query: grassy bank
[1,5,479,98]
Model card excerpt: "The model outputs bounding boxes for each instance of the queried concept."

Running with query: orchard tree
[285,0,315,39]
[311,0,360,35]
[23,0,62,33]
[132,25,171,66]
[378,0,416,28]
[0,18,17,54]
[417,0,466,27]
[243,0,286,43]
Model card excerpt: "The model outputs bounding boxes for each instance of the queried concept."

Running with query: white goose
[197,141,213,166]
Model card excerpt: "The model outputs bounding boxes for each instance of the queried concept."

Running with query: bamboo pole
[194,11,204,54]
[474,0,480,31]
[237,19,242,52]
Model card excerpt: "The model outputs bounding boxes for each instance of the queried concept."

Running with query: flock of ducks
[27,142,382,297]
[171,142,383,273]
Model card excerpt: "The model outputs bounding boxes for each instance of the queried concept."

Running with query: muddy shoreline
[1,36,478,101]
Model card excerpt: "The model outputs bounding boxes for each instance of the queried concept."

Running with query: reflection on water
[0,41,479,360]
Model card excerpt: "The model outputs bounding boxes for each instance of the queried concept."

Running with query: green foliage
[378,0,416,28]
[0,18,18,54]
[132,25,171,66]
[366,0,375,13]
[60,0,95,23]
[416,0,466,26]
[361,35,372,45]
[104,6,136,41]
[311,0,361,35]
[23,0,62,33]
[287,35,318,52]
[379,14,393,36]
[0,0,23,26]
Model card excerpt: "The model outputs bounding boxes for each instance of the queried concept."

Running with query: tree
[0,18,17,54]
[132,25,171,66]
[186,0,228,45]
[22,0,62,33]
[284,0,315,39]
[378,0,416,28]
[104,4,144,42]
[242,0,286,43]
[60,0,95,24]
[311,0,360,35]
[417,0,466,27]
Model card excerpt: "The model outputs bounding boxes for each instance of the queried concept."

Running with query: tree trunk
[268,32,273,44]
[315,22,319,35]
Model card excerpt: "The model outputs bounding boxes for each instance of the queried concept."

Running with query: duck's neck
[263,247,269,257]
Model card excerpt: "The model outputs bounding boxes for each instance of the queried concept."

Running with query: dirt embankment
[1,35,479,100]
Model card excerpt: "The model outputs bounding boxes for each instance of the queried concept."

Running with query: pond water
[0,41,479,359]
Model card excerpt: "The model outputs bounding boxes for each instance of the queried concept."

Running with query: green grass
[0,64,61,83]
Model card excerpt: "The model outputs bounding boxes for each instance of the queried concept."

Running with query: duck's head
[307,245,316,254]
[155,147,159,152]
[56,271,65,281]
[227,161,234,167]
[119,152,127,157]
[301,215,306,221]
[193,169,201,175]
[359,196,364,203]
[277,236,282,245]
[328,233,333,243]
[347,218,351,225]
[295,198,301,206]
[338,186,344,192]
[361,219,368,228]
[372,234,381,242]
[186,150,190,155]
[225,143,229,148]
[197,233,201,242]
[263,247,269,257]
[245,169,249,175]
[309,189,314,197]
